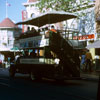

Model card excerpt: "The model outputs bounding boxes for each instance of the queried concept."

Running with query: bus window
[30,50,36,57]
[39,49,44,56]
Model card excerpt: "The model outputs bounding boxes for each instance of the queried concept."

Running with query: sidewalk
[80,70,100,81]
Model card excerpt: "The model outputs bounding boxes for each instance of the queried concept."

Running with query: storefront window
[95,48,100,55]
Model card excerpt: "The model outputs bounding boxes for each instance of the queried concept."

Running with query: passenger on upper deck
[45,25,59,38]
[27,27,30,33]
[36,28,41,36]
[31,27,37,33]
[50,25,57,33]
[45,27,49,38]
[31,27,38,36]
[37,28,41,33]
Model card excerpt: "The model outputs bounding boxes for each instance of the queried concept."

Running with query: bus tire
[30,72,35,81]
[9,67,15,78]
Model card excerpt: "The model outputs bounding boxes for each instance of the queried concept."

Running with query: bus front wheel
[9,67,15,78]
[30,72,35,81]
[30,71,42,81]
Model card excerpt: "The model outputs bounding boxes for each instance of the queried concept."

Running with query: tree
[35,0,95,35]
[36,0,94,16]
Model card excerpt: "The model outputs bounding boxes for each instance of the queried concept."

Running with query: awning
[69,40,86,49]
[16,11,77,27]
[10,46,21,52]
[86,40,100,49]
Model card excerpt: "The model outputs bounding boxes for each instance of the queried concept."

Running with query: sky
[0,0,95,24]
[0,0,27,23]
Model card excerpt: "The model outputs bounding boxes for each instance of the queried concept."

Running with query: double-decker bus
[9,11,80,81]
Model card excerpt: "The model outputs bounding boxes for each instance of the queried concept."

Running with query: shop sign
[73,34,95,40]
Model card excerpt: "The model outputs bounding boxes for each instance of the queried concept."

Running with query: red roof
[0,18,17,28]
[28,0,37,2]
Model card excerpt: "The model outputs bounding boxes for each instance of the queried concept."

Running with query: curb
[80,73,99,81]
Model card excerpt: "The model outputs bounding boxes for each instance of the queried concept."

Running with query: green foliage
[36,0,94,17]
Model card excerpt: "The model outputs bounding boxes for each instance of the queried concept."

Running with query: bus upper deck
[9,11,80,80]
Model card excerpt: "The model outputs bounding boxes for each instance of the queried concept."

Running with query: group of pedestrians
[80,49,93,72]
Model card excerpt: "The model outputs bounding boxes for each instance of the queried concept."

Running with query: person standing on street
[15,53,20,62]
[85,50,92,72]
[80,51,86,71]
[0,59,2,68]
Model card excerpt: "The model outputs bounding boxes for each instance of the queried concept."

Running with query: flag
[6,2,11,6]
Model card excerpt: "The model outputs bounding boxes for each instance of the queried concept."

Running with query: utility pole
[6,0,8,18]
[5,0,10,18]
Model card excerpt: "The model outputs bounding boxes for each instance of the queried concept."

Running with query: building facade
[22,0,39,32]
[95,0,100,36]
[0,18,22,63]
[21,0,96,47]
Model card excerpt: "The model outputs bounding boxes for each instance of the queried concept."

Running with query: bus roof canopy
[16,11,77,27]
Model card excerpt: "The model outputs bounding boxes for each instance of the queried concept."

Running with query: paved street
[0,68,99,100]
[0,0,99,100]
